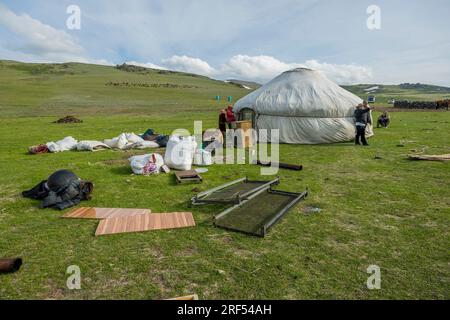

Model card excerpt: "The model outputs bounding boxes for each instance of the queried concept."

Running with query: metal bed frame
[191,177,280,205]
[214,187,308,237]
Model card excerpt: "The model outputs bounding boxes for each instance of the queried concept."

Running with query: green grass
[0,61,449,299]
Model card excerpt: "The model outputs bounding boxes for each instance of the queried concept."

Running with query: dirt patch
[176,245,199,258]
[53,115,82,123]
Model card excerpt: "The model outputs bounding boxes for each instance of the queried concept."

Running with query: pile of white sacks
[45,132,160,153]
[129,135,212,175]
[43,134,213,176]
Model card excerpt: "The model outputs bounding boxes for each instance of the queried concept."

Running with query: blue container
[228,96,233,102]
[215,95,221,101]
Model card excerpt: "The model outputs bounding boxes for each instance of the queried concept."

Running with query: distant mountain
[342,83,450,104]
[397,83,450,92]
[343,83,450,94]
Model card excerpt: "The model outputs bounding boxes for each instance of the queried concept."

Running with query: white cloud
[162,55,216,76]
[0,3,84,62]
[125,61,167,70]
[303,60,372,84]
[219,55,372,84]
[127,54,372,84]
[220,55,297,81]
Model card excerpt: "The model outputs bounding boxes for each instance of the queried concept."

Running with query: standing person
[218,109,227,136]
[354,101,373,146]
[226,105,236,129]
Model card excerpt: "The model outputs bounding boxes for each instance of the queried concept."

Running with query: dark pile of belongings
[394,100,448,110]
[22,170,93,210]
[141,128,169,147]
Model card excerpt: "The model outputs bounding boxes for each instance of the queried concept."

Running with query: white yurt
[233,68,373,144]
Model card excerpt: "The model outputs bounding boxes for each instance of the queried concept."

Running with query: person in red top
[226,105,236,129]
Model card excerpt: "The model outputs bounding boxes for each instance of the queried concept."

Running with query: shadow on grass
[109,166,133,176]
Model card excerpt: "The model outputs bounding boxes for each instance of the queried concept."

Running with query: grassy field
[0,61,449,300]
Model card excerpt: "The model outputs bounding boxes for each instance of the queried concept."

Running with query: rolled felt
[0,258,22,274]
[256,160,302,171]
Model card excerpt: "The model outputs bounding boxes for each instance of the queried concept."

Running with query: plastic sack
[193,149,212,166]
[129,153,164,175]
[164,135,197,170]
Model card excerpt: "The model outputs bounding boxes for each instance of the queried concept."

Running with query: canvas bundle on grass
[408,154,450,161]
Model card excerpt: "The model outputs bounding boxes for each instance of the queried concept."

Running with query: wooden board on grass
[63,207,151,219]
[166,294,199,300]
[95,212,195,236]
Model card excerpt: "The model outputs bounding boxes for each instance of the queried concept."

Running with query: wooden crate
[235,120,253,148]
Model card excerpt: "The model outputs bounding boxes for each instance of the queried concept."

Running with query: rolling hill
[1,60,449,117]
[0,60,249,117]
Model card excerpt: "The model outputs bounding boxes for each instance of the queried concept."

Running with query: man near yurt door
[226,105,236,129]
[354,101,373,146]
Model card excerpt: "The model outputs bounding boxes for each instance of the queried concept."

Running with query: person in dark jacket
[377,111,390,128]
[354,101,373,146]
[218,109,227,135]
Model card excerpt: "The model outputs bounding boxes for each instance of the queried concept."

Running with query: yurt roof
[233,68,362,118]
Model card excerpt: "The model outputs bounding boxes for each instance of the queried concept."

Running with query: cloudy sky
[0,0,449,85]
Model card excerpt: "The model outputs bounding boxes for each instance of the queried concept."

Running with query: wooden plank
[63,207,151,219]
[95,212,195,236]
[166,294,199,300]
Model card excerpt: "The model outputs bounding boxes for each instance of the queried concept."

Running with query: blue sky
[1,0,449,85]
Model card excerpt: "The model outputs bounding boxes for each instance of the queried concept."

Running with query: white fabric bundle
[76,140,110,151]
[46,136,78,153]
[130,140,160,149]
[104,132,159,150]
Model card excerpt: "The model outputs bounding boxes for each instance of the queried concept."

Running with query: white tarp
[76,140,111,151]
[233,68,373,144]
[104,133,159,150]
[46,136,78,152]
